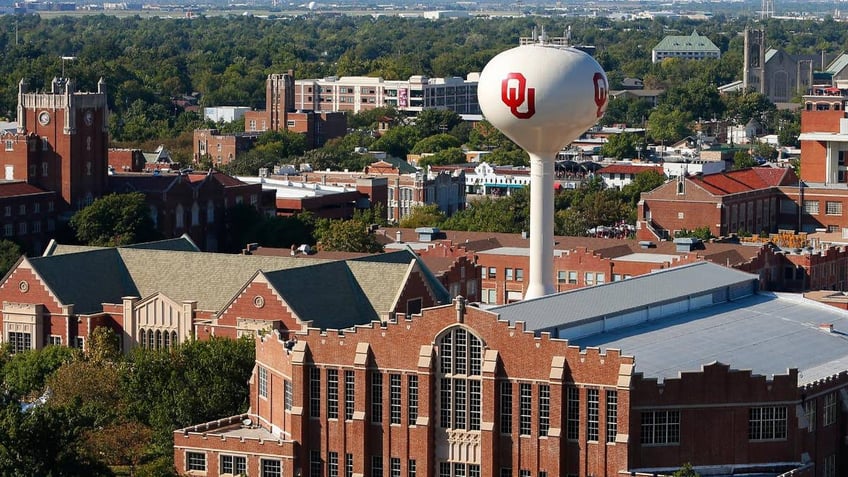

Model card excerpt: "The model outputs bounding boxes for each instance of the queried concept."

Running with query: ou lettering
[501,72,536,119]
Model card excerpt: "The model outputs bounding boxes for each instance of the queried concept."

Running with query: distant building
[651,30,720,63]
[597,163,664,190]
[204,106,251,123]
[193,129,259,166]
[743,27,820,104]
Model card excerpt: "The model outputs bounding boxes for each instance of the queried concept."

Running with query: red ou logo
[593,72,608,118]
[501,72,536,119]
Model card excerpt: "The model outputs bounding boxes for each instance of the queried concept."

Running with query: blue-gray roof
[573,292,848,385]
[492,261,757,332]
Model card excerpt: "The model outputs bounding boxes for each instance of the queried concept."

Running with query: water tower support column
[525,154,555,299]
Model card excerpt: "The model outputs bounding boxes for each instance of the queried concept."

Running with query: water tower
[478,43,608,300]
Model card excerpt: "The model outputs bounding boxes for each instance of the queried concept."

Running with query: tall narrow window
[345,454,354,477]
[500,381,513,434]
[329,452,339,477]
[327,369,339,419]
[285,380,293,411]
[311,451,323,477]
[408,375,419,425]
[606,390,618,443]
[390,458,401,477]
[587,389,599,441]
[372,456,383,477]
[390,374,402,424]
[408,460,416,477]
[345,370,355,420]
[519,383,532,435]
[567,386,579,440]
[371,373,383,423]
[539,384,550,436]
[438,327,483,431]
[258,366,268,398]
[310,367,321,418]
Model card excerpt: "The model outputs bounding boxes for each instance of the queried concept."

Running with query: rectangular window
[824,393,837,426]
[258,366,268,398]
[221,455,247,475]
[519,383,532,436]
[390,458,401,477]
[440,463,451,477]
[263,459,282,477]
[372,456,383,477]
[328,369,339,419]
[3,206,9,217]
[75,336,84,349]
[440,378,451,428]
[595,273,605,285]
[749,406,787,440]
[408,375,418,425]
[310,367,321,418]
[390,374,402,424]
[567,386,579,440]
[488,267,496,279]
[32,221,40,234]
[18,204,25,215]
[823,454,836,477]
[539,384,550,436]
[500,381,512,434]
[515,268,524,282]
[470,380,481,430]
[281,380,292,411]
[557,271,567,283]
[826,201,843,215]
[371,372,383,423]
[346,454,354,477]
[33,203,40,213]
[804,200,819,215]
[454,379,466,429]
[4,140,12,151]
[408,460,416,477]
[329,452,339,477]
[587,388,599,441]
[500,468,511,477]
[311,451,323,477]
[584,272,594,286]
[345,370,355,420]
[186,451,206,471]
[606,390,618,443]
[3,224,10,237]
[505,268,513,281]
[804,399,816,432]
[8,332,32,354]
[641,410,681,445]
[519,471,530,477]
[49,335,62,346]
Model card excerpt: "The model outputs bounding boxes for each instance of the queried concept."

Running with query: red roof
[600,164,663,175]
[0,182,52,198]
[692,167,796,195]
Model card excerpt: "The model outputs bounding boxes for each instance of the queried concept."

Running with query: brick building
[0,240,448,355]
[0,182,58,255]
[193,129,260,166]
[637,167,798,241]
[174,262,848,476]
[242,72,347,148]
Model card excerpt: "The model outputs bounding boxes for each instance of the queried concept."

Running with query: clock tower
[16,77,109,211]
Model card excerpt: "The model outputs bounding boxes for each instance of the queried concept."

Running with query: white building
[203,106,251,123]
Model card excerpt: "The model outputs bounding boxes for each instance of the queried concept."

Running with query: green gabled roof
[28,249,139,313]
[826,53,848,75]
[373,156,418,174]
[653,30,719,53]
[43,235,200,256]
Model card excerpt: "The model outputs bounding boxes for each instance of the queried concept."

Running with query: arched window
[139,328,146,349]
[191,202,200,226]
[163,330,170,350]
[147,329,155,350]
[172,331,179,347]
[438,327,483,431]
[155,330,162,350]
[149,205,158,227]
[176,204,185,228]
[206,201,215,223]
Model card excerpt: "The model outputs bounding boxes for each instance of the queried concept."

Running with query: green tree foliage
[674,226,714,241]
[723,91,776,124]
[314,219,383,253]
[660,79,725,121]
[600,132,643,160]
[398,204,446,229]
[620,169,667,206]
[370,125,421,159]
[673,462,701,477]
[418,148,466,170]
[599,96,653,127]
[223,203,314,253]
[0,240,23,278]
[412,109,464,138]
[647,107,693,147]
[2,345,78,399]
[223,129,307,176]
[69,192,161,247]
[411,133,462,155]
[442,187,530,233]
[732,150,759,169]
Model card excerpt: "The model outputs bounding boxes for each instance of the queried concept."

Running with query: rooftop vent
[638,240,655,249]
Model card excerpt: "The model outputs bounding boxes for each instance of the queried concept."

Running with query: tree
[621,169,667,206]
[600,132,642,160]
[69,192,161,247]
[647,107,693,149]
[674,226,713,241]
[2,345,78,399]
[315,219,383,253]
[412,109,463,138]
[410,133,461,155]
[370,125,421,159]
[732,150,758,170]
[398,204,446,228]
[0,240,23,278]
[673,463,701,477]
[418,148,465,170]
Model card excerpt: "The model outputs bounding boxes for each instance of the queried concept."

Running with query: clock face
[38,111,50,126]
[84,110,93,126]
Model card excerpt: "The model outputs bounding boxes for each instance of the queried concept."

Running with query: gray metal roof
[492,261,757,331]
[572,292,848,385]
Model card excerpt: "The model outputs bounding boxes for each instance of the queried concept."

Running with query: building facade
[651,30,719,63]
